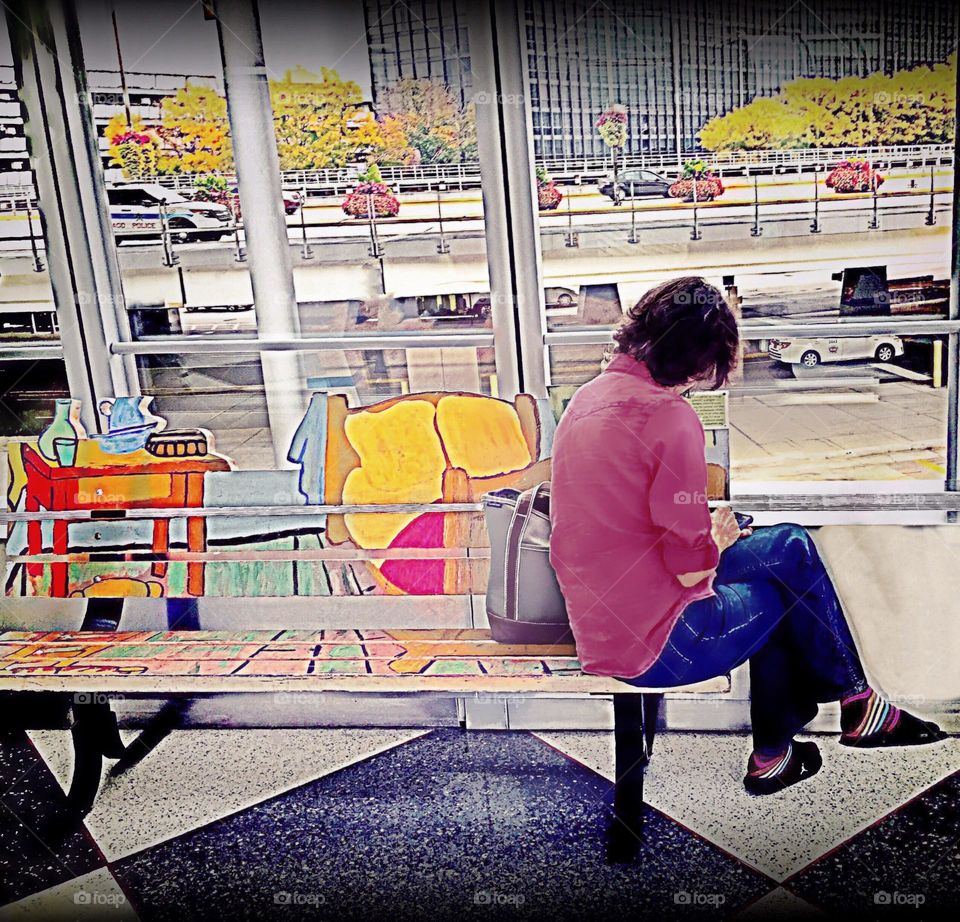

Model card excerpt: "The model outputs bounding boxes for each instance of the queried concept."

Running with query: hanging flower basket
[596,106,628,149]
[109,129,160,180]
[342,181,401,218]
[669,174,724,202]
[825,160,884,194]
[111,130,154,146]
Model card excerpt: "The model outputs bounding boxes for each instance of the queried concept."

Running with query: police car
[106,183,232,242]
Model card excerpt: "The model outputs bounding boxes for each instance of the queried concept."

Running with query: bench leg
[80,597,124,632]
[111,699,187,776]
[67,699,126,815]
[608,692,663,863]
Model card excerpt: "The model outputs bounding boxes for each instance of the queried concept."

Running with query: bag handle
[503,481,550,623]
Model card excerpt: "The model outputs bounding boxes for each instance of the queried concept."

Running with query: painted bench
[0,628,728,859]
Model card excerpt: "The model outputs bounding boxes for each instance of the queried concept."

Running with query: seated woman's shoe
[839,689,947,748]
[840,711,947,748]
[743,740,822,796]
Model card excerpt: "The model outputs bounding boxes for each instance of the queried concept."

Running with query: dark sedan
[599,169,671,201]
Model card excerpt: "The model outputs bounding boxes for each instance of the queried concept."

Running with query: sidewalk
[730,380,947,480]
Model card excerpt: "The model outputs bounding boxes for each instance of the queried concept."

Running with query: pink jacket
[549,353,719,678]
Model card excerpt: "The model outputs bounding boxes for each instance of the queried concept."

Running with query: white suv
[106,183,232,242]
[769,335,904,368]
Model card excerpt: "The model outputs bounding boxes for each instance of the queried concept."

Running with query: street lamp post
[868,160,880,230]
[564,174,580,248]
[25,199,43,272]
[158,198,179,268]
[750,174,762,237]
[299,185,313,259]
[810,166,822,234]
[367,190,384,259]
[436,181,449,254]
[690,171,701,241]
[231,201,245,263]
[925,164,937,226]
[628,179,639,244]
[612,144,622,206]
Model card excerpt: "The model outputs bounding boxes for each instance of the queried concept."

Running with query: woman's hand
[711,506,748,553]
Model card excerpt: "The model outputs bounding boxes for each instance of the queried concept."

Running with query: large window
[1,0,959,504]
[527,0,959,487]
[0,0,504,470]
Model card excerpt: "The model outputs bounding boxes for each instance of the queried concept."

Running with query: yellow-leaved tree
[270,66,382,170]
[700,55,956,150]
[157,82,232,173]
[374,78,476,165]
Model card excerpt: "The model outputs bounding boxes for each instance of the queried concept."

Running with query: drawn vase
[97,396,164,453]
[37,399,86,463]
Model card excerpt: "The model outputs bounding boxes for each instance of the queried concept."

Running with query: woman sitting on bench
[549,276,946,796]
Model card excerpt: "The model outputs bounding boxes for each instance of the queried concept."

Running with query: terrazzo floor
[1,726,958,920]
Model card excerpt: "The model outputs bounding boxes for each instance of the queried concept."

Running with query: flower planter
[342,181,401,218]
[193,186,241,219]
[537,181,563,211]
[825,161,884,194]
[668,175,724,202]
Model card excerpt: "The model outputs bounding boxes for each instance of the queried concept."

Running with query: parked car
[107,184,232,242]
[599,169,671,201]
[768,335,904,368]
[227,186,304,216]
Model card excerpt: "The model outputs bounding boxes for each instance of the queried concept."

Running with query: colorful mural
[5,391,551,599]
[4,388,725,600]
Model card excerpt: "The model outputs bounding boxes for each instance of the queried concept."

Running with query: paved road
[0,167,954,256]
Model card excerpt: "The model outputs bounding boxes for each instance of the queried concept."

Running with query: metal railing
[4,492,960,527]
[4,142,945,200]
[545,318,960,347]
[1,168,954,263]
[540,143,955,178]
[111,331,497,355]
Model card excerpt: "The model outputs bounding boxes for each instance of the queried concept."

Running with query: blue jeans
[623,524,868,755]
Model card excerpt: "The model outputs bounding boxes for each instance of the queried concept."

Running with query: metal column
[945,25,960,506]
[214,0,306,467]
[467,0,547,400]
[6,0,138,434]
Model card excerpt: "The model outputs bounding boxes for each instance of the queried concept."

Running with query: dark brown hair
[612,276,739,388]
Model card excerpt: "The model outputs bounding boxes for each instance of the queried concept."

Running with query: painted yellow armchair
[318,391,552,595]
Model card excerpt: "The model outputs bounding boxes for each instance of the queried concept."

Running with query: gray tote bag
[482,483,573,645]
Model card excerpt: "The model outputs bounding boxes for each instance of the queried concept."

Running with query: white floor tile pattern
[0,868,137,921]
[535,731,960,881]
[28,728,427,862]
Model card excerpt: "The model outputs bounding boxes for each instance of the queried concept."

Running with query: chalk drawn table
[22,441,231,598]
